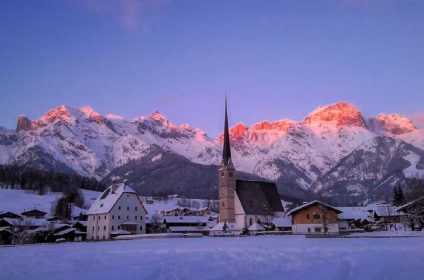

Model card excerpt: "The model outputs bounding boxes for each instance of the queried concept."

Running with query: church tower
[218,98,236,223]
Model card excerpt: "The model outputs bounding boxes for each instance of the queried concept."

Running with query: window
[135,216,138,220]
[118,216,121,220]
[127,216,129,220]
[315,228,321,233]
[92,226,94,231]
[118,226,121,230]
[118,206,121,210]
[112,215,114,220]
[313,214,320,220]
[91,237,94,240]
[140,216,143,221]
[140,226,143,231]
[127,207,130,211]
[306,214,310,219]
[307,228,311,233]
[112,226,114,230]
[98,226,99,231]
[93,216,95,221]
[249,218,253,226]
[98,216,100,220]
[104,226,106,230]
[221,172,224,177]
[104,215,107,219]
[135,207,138,211]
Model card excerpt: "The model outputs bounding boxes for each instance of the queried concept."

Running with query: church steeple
[222,97,232,166]
[218,97,236,224]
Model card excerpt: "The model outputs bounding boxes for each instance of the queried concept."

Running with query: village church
[212,99,285,234]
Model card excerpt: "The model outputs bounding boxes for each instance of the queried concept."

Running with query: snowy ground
[1,236,424,280]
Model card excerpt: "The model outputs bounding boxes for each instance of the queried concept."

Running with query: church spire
[222,97,232,166]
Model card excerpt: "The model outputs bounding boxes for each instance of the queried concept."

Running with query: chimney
[111,179,117,194]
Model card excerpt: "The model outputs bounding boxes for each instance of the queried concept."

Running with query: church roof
[235,180,285,215]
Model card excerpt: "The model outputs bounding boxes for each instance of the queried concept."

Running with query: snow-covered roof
[337,207,375,222]
[210,222,240,231]
[72,221,87,227]
[248,223,265,231]
[86,183,139,215]
[53,228,76,236]
[0,218,21,226]
[163,216,210,224]
[272,217,292,228]
[286,200,342,216]
[366,204,402,217]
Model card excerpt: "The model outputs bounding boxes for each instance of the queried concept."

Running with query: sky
[1,0,424,136]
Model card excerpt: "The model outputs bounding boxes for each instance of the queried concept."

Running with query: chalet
[86,180,147,240]
[21,209,47,219]
[336,207,375,233]
[0,211,22,220]
[287,200,342,235]
[367,204,403,230]
[272,217,292,232]
[163,216,215,235]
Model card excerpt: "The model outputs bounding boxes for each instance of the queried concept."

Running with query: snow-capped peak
[369,113,417,135]
[303,101,366,127]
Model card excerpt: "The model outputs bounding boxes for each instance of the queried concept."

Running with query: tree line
[0,164,105,195]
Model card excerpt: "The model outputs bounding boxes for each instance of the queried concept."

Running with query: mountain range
[1,102,424,204]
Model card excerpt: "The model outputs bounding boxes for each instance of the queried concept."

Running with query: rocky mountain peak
[16,115,32,131]
[303,101,366,127]
[369,113,417,135]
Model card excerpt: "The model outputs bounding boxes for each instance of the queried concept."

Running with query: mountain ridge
[1,101,424,203]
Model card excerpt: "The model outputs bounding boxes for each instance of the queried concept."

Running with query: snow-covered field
[1,236,424,280]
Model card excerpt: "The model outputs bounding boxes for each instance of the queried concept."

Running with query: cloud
[77,0,168,30]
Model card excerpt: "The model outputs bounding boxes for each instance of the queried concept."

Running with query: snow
[1,236,424,280]
[247,223,265,231]
[0,188,98,217]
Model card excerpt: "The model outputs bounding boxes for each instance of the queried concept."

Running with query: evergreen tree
[393,186,405,206]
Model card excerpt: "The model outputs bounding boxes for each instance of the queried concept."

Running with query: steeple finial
[222,96,231,166]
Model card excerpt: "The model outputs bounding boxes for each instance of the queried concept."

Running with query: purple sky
[1,0,424,136]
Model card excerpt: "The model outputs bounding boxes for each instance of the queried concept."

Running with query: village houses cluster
[1,101,424,245]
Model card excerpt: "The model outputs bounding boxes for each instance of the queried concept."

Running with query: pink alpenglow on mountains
[1,101,424,202]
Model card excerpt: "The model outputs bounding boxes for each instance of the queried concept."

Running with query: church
[211,99,285,235]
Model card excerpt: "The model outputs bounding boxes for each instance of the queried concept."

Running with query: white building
[86,181,147,240]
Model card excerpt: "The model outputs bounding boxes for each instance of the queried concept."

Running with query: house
[367,204,403,229]
[21,209,47,219]
[247,223,265,235]
[272,217,292,232]
[336,207,375,233]
[287,200,342,235]
[211,99,285,234]
[209,221,241,237]
[0,211,22,220]
[163,216,215,235]
[397,196,424,230]
[86,180,147,240]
